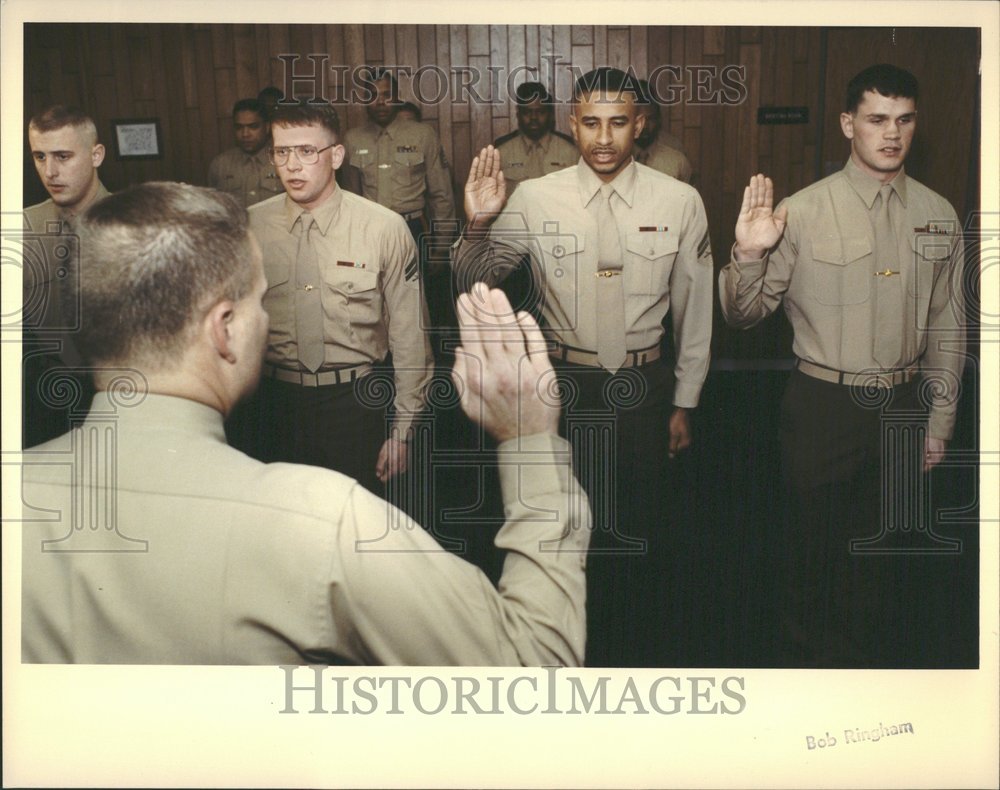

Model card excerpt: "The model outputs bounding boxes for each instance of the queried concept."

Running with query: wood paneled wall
[23,24,979,358]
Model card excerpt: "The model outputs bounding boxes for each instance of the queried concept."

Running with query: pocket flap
[626,232,679,260]
[812,237,872,266]
[539,235,585,259]
[909,234,952,261]
[331,266,379,295]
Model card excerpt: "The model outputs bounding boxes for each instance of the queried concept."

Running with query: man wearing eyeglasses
[247,101,432,494]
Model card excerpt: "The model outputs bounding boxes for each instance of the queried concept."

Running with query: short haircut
[572,67,643,103]
[398,101,422,120]
[74,182,255,367]
[846,64,919,113]
[362,65,399,96]
[232,98,266,119]
[257,86,284,104]
[514,82,553,105]
[269,100,341,140]
[28,104,99,145]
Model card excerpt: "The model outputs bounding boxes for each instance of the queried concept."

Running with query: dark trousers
[553,360,677,667]
[776,370,934,667]
[230,375,387,496]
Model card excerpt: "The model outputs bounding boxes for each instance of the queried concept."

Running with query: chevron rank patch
[404,255,419,282]
[697,230,712,258]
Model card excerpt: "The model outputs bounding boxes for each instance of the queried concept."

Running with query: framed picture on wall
[110,118,163,160]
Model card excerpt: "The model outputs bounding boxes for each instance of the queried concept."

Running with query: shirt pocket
[325,266,381,330]
[392,151,426,190]
[907,233,953,306]
[262,257,292,327]
[625,232,678,296]
[538,234,585,326]
[810,236,872,305]
[260,170,284,197]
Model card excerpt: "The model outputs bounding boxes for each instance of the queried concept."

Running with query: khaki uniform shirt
[719,159,966,439]
[636,137,693,183]
[207,147,284,209]
[454,160,714,408]
[21,393,590,665]
[495,131,578,194]
[344,117,455,223]
[249,189,432,435]
[23,182,112,365]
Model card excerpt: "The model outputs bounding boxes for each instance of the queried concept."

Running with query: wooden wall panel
[22,24,979,360]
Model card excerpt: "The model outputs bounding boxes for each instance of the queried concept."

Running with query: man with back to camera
[454,67,714,666]
[493,82,578,195]
[208,98,284,209]
[719,64,966,667]
[20,180,592,665]
[23,105,111,447]
[247,100,433,494]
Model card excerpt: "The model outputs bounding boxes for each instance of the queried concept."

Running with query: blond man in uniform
[208,98,284,209]
[21,180,592,665]
[720,64,967,666]
[23,105,110,447]
[455,67,714,666]
[493,82,578,195]
[248,101,433,494]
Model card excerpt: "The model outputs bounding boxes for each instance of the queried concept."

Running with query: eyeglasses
[267,143,336,166]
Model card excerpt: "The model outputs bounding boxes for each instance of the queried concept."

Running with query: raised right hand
[452,283,559,443]
[463,146,507,231]
[734,173,788,261]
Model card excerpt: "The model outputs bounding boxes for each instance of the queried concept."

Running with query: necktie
[595,183,627,373]
[294,213,325,372]
[873,183,902,369]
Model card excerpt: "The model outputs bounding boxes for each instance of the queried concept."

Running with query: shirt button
[347,283,354,291]
[249,190,256,196]
[304,284,314,291]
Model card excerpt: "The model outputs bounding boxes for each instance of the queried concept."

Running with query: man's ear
[839,111,855,141]
[330,143,346,171]
[568,111,579,143]
[633,111,646,140]
[92,143,106,168]
[206,299,237,363]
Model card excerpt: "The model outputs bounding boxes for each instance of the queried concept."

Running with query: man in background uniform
[454,68,714,666]
[344,68,455,241]
[719,64,967,667]
[634,79,692,183]
[493,82,578,195]
[21,180,592,666]
[208,98,284,209]
[23,105,110,446]
[248,101,433,495]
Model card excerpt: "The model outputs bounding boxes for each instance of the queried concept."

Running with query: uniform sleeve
[678,152,693,184]
[669,189,714,408]
[717,198,796,328]
[922,212,967,440]
[422,128,456,225]
[450,187,534,292]
[332,432,591,666]
[381,216,433,436]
